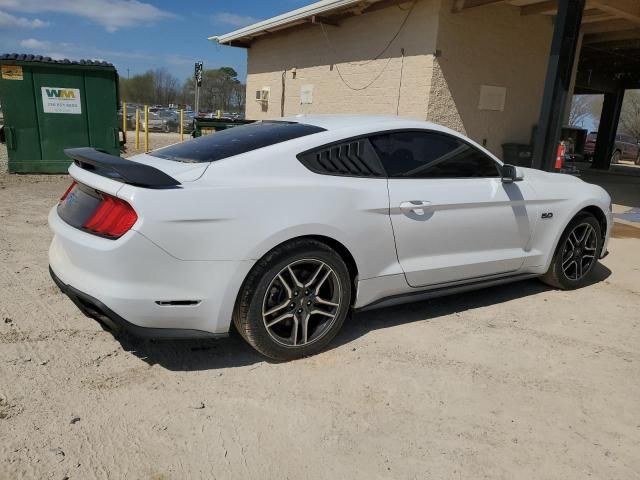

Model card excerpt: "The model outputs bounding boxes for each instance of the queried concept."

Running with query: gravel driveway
[0,170,639,479]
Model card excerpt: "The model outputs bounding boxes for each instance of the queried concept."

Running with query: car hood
[519,167,583,184]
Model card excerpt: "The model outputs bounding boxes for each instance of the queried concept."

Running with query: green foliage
[182,67,245,113]
[120,67,245,112]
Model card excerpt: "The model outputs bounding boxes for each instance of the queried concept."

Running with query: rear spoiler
[64,147,181,188]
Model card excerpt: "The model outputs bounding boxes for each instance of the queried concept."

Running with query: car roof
[281,114,461,135]
[277,114,501,164]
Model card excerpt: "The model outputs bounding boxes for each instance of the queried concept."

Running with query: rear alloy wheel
[262,259,341,347]
[233,240,351,360]
[540,213,602,290]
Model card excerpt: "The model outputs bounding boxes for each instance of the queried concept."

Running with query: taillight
[60,181,77,202]
[82,194,138,239]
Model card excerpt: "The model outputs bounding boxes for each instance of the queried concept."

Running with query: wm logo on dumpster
[45,88,76,99]
[41,86,82,114]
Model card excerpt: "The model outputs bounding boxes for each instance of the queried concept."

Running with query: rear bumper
[50,267,221,339]
[48,206,254,337]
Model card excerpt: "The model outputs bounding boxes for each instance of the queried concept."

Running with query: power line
[319,0,417,91]
[319,0,417,65]
[396,48,405,115]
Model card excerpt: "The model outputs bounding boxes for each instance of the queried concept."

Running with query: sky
[0,0,311,81]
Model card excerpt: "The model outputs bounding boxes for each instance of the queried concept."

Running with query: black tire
[233,239,352,360]
[540,212,602,290]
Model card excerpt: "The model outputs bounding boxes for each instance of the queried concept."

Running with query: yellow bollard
[122,102,127,134]
[135,108,140,150]
[144,105,149,152]
[180,109,184,142]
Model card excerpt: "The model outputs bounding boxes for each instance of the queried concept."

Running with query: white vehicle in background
[49,115,612,360]
[140,110,179,133]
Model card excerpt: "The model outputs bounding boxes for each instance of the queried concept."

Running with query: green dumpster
[0,54,120,173]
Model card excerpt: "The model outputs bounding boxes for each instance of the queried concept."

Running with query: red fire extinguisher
[555,141,566,170]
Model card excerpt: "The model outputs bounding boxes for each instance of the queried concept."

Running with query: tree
[151,68,180,106]
[119,66,246,113]
[230,82,246,112]
[120,68,184,106]
[120,71,154,105]
[189,67,244,113]
[620,90,640,144]
[568,95,603,128]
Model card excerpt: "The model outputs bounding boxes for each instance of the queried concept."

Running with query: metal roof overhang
[209,0,389,47]
[212,0,640,86]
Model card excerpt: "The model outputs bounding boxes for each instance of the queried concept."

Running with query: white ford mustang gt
[49,115,612,360]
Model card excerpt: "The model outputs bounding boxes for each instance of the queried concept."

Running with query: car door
[373,130,538,288]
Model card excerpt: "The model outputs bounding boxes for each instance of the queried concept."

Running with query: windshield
[149,121,326,163]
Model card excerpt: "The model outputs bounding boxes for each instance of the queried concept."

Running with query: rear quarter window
[149,121,326,163]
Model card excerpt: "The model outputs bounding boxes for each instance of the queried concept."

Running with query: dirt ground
[1,154,639,479]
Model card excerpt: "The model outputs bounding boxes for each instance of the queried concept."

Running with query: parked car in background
[141,110,179,133]
[182,111,195,132]
[584,131,640,164]
[140,110,177,132]
[117,109,136,129]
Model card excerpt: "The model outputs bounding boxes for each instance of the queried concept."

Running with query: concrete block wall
[243,0,555,159]
[433,0,553,156]
[245,0,439,120]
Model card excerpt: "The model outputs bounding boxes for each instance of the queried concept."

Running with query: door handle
[400,201,432,215]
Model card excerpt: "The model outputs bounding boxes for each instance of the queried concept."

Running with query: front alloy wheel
[560,223,598,281]
[540,212,602,290]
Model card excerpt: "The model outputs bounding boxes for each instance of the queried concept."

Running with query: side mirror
[502,164,524,183]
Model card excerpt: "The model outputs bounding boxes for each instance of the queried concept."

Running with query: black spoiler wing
[64,147,181,188]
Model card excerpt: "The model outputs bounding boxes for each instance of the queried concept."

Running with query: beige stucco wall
[245,0,440,120]
[431,0,554,155]
[243,0,554,158]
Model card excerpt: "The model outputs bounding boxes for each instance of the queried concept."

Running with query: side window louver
[297,139,385,177]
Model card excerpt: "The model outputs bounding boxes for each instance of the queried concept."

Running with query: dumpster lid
[0,53,115,69]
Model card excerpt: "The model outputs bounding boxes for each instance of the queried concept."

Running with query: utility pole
[194,61,203,115]
[127,68,130,79]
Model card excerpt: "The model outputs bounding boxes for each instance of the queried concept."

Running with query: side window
[371,131,501,178]
[296,138,386,177]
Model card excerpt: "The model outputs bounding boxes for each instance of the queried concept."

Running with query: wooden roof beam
[584,27,640,43]
[521,1,598,16]
[591,0,640,25]
[452,0,506,13]
[582,18,635,33]
[582,11,618,23]
[521,0,559,16]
